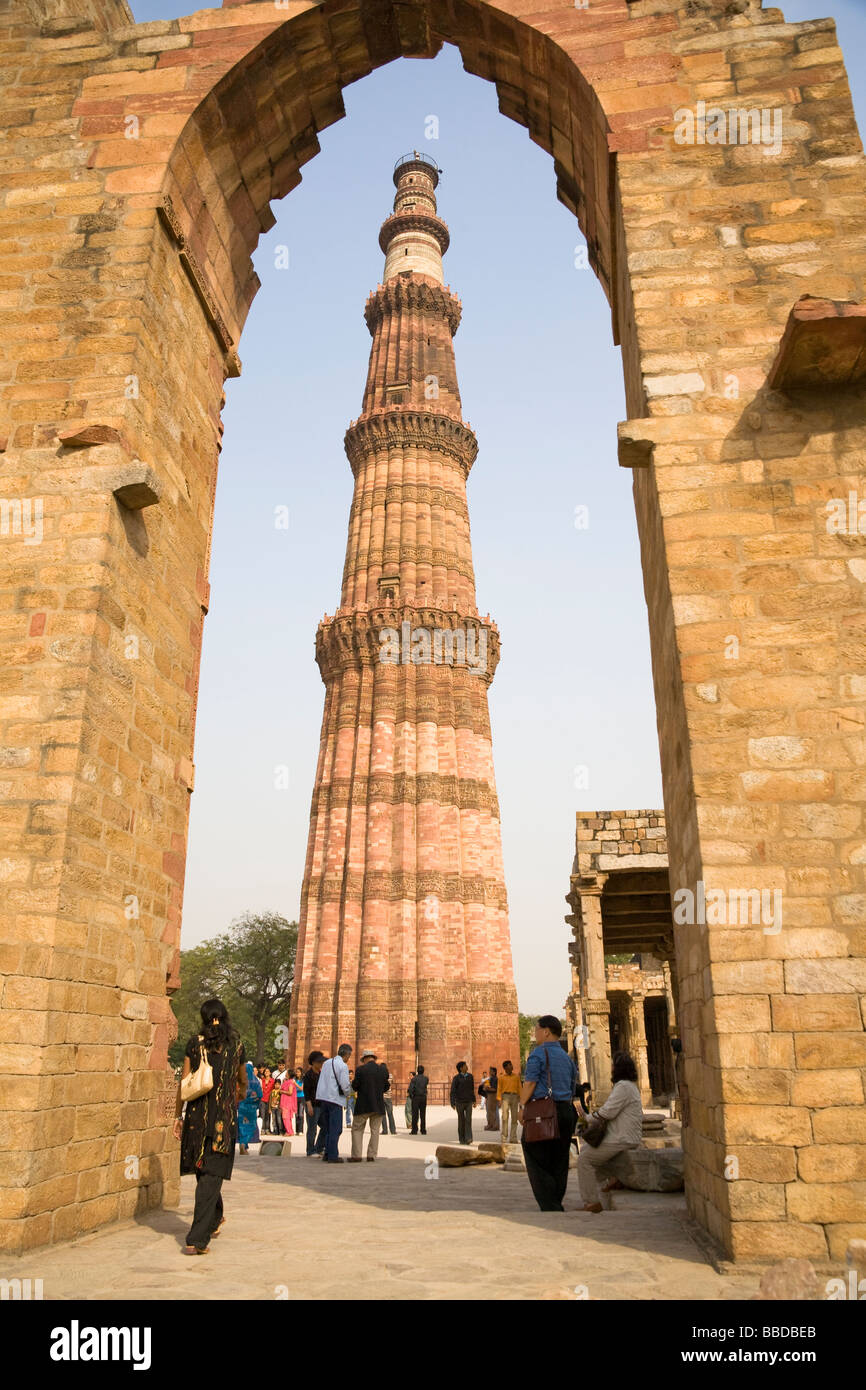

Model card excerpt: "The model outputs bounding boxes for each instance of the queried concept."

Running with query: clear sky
[130,0,866,1013]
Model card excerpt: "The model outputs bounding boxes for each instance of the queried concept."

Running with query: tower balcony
[344,410,477,477]
[315,604,501,684]
[392,151,441,187]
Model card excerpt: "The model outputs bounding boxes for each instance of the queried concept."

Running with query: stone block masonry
[0,0,864,1263]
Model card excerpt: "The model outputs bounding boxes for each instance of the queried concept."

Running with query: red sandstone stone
[289,156,519,1085]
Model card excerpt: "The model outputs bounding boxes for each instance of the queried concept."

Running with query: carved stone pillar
[565,943,589,1085]
[582,998,612,1100]
[662,959,678,1035]
[628,992,652,1106]
[566,873,611,1100]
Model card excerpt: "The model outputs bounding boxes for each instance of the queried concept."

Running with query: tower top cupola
[379,151,449,284]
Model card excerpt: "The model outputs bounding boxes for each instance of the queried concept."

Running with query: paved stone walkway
[9,1108,758,1301]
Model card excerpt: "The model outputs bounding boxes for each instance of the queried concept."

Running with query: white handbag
[180,1035,213,1103]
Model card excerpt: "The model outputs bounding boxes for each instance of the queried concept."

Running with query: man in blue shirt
[519,1016,578,1211]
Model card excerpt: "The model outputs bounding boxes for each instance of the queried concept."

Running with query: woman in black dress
[172,998,247,1255]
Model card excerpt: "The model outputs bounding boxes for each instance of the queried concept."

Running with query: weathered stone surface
[754,1258,820,1302]
[259,1139,290,1157]
[111,464,161,510]
[503,1149,526,1172]
[616,1147,684,1194]
[58,424,126,448]
[436,1145,496,1168]
[768,295,866,391]
[476,1142,508,1163]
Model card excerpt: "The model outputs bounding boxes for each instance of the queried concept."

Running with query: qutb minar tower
[289,154,520,1085]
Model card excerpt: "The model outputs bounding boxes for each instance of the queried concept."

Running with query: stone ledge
[768,295,866,391]
[112,464,161,510]
[58,424,127,449]
[595,852,670,871]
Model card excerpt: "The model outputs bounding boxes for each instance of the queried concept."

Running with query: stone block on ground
[642,1112,667,1133]
[259,1138,290,1157]
[476,1142,508,1162]
[617,1146,684,1192]
[435,1144,496,1167]
[754,1258,820,1301]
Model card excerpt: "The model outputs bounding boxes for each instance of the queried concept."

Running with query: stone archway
[1,0,865,1263]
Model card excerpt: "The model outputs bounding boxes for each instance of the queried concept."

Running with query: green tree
[169,911,297,1067]
[517,1013,570,1071]
[518,1013,535,1069]
[169,939,227,1069]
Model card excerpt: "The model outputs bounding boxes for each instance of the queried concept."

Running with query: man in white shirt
[316,1044,353,1163]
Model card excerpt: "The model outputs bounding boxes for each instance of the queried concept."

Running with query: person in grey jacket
[577,1051,643,1212]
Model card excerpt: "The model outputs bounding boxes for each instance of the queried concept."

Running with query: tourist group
[173,1004,643,1255]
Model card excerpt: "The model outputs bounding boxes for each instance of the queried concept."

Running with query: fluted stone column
[568,873,611,1101]
[628,993,652,1106]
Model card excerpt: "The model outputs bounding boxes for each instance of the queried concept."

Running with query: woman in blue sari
[238,1060,262,1153]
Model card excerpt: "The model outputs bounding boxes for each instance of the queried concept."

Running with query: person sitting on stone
[577,1051,643,1213]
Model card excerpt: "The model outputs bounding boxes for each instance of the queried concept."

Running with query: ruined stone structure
[288,154,519,1084]
[566,811,675,1102]
[1,0,865,1262]
[565,948,679,1109]
[605,957,678,1104]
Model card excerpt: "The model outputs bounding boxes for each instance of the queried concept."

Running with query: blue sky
[130,0,866,1011]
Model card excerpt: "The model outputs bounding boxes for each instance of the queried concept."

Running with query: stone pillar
[662,960,678,1036]
[565,948,590,1086]
[573,997,589,1087]
[568,874,611,1101]
[629,993,652,1106]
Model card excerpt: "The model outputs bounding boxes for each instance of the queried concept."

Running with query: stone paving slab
[4,1108,759,1301]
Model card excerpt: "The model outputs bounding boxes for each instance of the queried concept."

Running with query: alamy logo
[0,497,43,545]
[826,492,866,535]
[0,1277,43,1299]
[379,620,487,675]
[49,1320,151,1370]
[673,881,782,935]
[825,1271,866,1300]
[674,101,783,156]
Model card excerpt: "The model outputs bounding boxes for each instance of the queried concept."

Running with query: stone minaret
[289,154,520,1085]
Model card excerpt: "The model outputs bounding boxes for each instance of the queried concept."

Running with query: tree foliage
[170,911,298,1067]
[518,1013,535,1070]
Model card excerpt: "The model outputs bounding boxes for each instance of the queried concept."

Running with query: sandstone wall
[0,0,864,1260]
